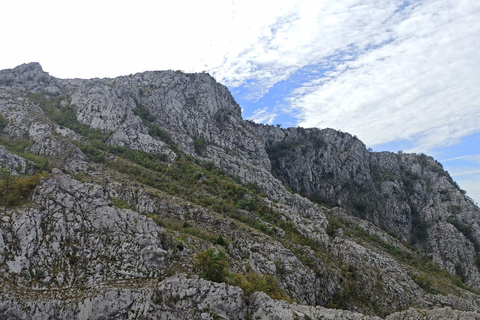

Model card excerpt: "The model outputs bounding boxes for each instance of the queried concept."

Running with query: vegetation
[0,137,51,172]
[0,169,50,206]
[325,264,365,310]
[104,147,279,238]
[194,248,230,283]
[133,105,175,146]
[0,113,8,131]
[148,125,173,145]
[193,248,292,302]
[28,92,109,142]
[230,273,293,302]
[109,197,131,209]
[328,214,479,297]
[193,138,208,155]
[133,106,156,122]
[2,89,473,316]
[448,217,480,251]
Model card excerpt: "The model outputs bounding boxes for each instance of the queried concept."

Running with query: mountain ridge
[0,62,480,319]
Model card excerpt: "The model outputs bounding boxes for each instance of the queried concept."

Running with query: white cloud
[1,0,296,79]
[1,0,479,156]
[216,0,480,154]
[449,169,480,176]
[246,107,278,125]
[442,155,480,163]
[287,0,480,152]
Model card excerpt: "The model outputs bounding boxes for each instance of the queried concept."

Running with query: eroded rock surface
[1,63,480,319]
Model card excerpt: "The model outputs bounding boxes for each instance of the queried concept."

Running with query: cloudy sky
[1,0,479,203]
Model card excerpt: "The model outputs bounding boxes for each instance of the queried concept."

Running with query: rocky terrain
[0,62,479,319]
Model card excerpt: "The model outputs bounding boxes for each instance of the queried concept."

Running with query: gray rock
[250,291,382,319]
[1,63,480,319]
[0,146,27,174]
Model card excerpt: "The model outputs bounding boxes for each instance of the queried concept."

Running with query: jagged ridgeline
[0,62,480,319]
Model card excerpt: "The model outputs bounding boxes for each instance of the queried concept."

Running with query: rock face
[0,146,28,175]
[252,124,480,289]
[1,62,480,319]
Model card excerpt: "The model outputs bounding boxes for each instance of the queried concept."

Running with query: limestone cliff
[251,124,480,289]
[0,62,480,319]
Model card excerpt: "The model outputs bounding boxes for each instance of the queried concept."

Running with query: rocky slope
[0,62,479,319]
[251,124,480,289]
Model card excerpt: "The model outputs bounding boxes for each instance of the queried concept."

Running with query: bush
[411,217,428,243]
[0,169,50,206]
[148,125,173,145]
[193,138,208,155]
[326,216,343,238]
[230,273,292,302]
[193,248,230,283]
[0,138,51,172]
[215,235,227,246]
[77,140,106,163]
[133,106,156,122]
[110,197,131,209]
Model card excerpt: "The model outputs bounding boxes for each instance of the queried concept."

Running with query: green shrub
[133,106,156,122]
[215,235,227,246]
[148,125,173,144]
[0,138,51,172]
[0,169,50,206]
[193,138,208,155]
[411,217,428,243]
[77,141,106,163]
[230,273,293,302]
[193,248,230,283]
[410,274,438,294]
[110,197,131,209]
[326,216,343,238]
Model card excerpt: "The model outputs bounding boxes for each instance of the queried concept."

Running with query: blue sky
[220,0,480,204]
[1,0,479,204]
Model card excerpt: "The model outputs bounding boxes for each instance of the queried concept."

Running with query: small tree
[193,248,229,283]
[215,235,227,246]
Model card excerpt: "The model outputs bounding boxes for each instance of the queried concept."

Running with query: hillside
[1,62,480,319]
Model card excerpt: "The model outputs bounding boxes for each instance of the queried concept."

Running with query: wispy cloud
[211,0,331,98]
[289,0,480,152]
[449,169,480,176]
[442,155,480,163]
[246,107,278,125]
[212,0,480,154]
[2,0,478,156]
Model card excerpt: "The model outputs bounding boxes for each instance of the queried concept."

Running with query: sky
[1,0,479,204]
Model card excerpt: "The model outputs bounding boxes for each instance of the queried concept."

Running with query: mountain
[0,62,480,319]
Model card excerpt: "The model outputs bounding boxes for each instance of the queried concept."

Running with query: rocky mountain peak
[0,62,62,95]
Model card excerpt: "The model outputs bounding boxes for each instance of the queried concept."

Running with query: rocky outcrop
[386,307,480,320]
[1,63,480,318]
[250,291,382,320]
[0,277,247,320]
[106,115,177,161]
[0,169,168,289]
[0,146,27,175]
[251,123,480,289]
[0,62,63,95]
